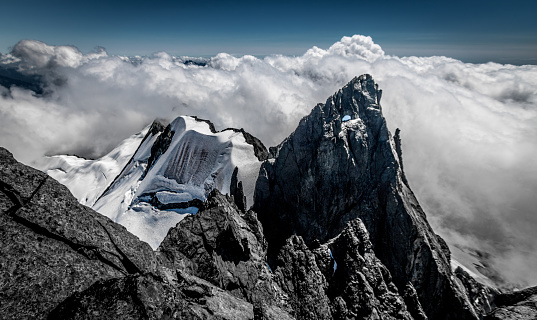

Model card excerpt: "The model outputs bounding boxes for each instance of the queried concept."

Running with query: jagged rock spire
[254,74,485,319]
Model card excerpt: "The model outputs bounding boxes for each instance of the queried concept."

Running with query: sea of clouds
[1,35,536,287]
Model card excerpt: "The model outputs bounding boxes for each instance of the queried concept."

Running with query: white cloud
[1,35,536,287]
[11,39,107,70]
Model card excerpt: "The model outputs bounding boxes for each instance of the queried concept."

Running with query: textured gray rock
[454,266,499,316]
[254,74,484,319]
[49,269,258,320]
[485,286,537,320]
[273,235,333,319]
[271,218,418,320]
[0,147,156,319]
[157,189,289,311]
[325,219,416,319]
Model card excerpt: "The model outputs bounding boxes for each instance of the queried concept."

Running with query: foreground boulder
[0,147,156,319]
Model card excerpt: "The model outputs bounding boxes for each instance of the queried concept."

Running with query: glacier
[39,115,265,248]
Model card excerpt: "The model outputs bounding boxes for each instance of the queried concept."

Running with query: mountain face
[1,74,526,319]
[254,74,494,319]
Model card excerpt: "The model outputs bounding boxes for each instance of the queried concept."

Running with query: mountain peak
[254,74,491,319]
[328,74,383,124]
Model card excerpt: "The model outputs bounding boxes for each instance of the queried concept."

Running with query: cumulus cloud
[1,35,536,287]
[10,39,107,70]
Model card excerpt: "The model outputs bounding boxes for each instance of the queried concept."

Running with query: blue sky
[1,0,536,64]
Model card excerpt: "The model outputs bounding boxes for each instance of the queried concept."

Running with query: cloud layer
[1,36,536,287]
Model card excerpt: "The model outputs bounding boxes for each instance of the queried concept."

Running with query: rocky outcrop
[143,122,175,178]
[273,235,333,319]
[156,187,420,320]
[48,269,259,320]
[0,147,156,319]
[271,218,420,320]
[157,189,289,311]
[254,74,484,319]
[230,166,247,212]
[485,286,537,320]
[323,219,418,319]
[454,266,499,316]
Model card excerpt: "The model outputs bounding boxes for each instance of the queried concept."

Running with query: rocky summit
[254,74,495,319]
[0,74,532,319]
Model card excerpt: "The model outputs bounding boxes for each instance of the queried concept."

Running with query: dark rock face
[144,122,175,177]
[454,267,499,315]
[0,147,156,319]
[157,188,420,320]
[223,128,270,161]
[485,286,537,320]
[230,166,247,212]
[157,189,288,310]
[273,235,333,319]
[325,219,417,320]
[49,270,259,320]
[254,75,483,319]
[271,219,419,320]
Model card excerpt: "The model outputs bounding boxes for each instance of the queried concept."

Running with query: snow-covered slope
[36,125,149,207]
[451,246,496,287]
[92,116,266,248]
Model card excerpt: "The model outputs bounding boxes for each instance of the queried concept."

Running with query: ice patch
[342,115,351,122]
[329,248,337,274]
[166,207,199,215]
[156,191,194,204]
